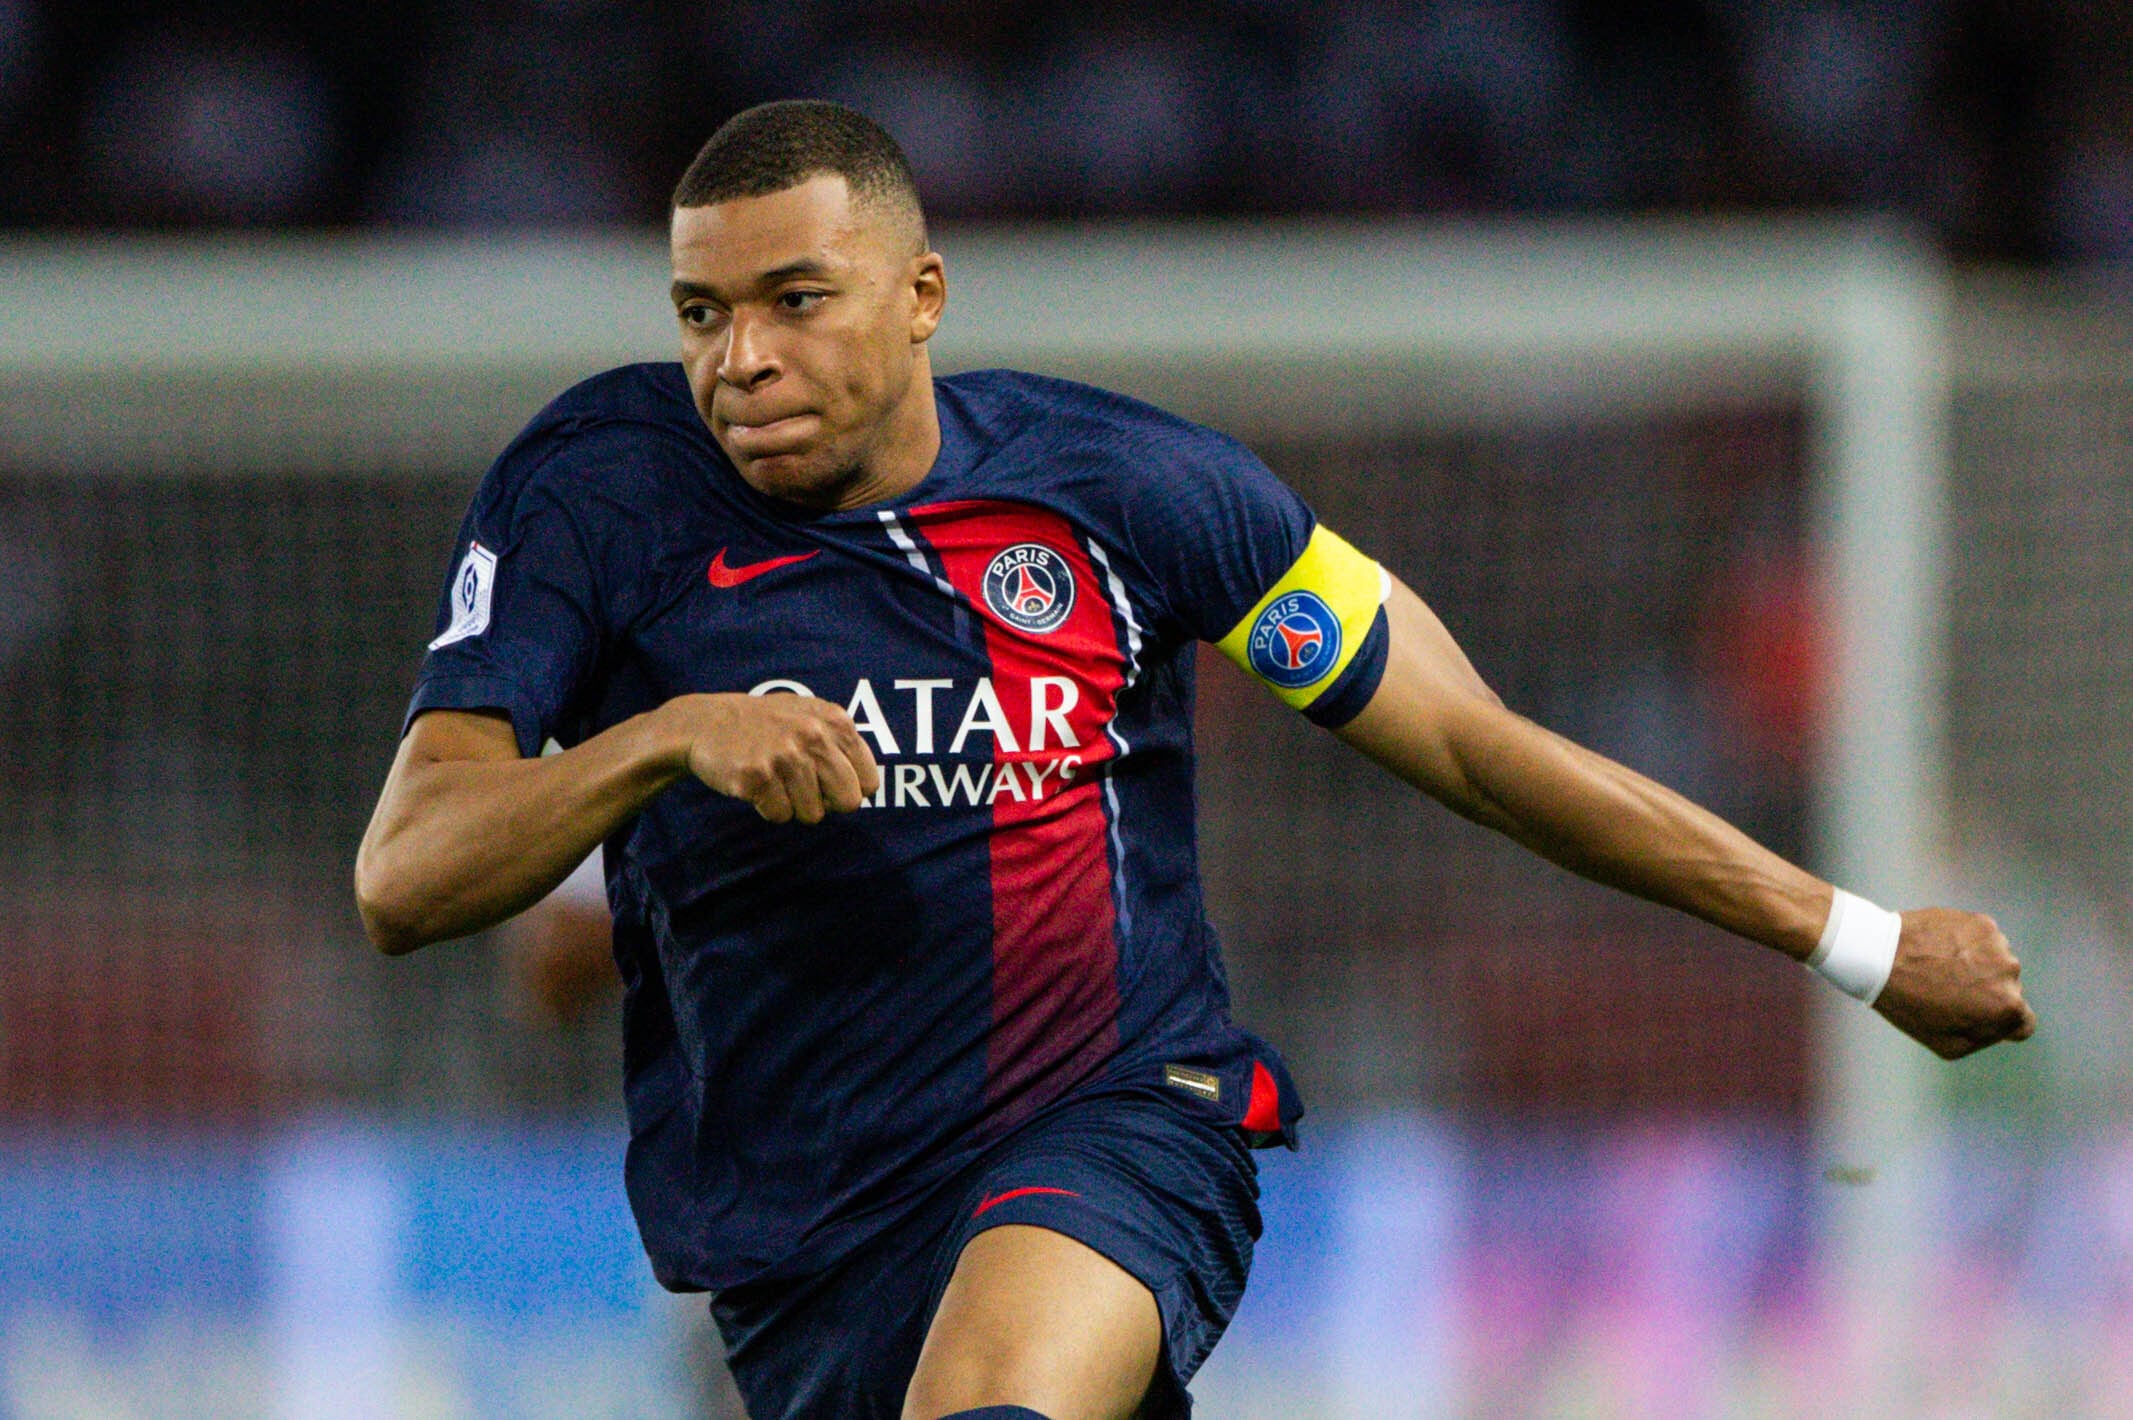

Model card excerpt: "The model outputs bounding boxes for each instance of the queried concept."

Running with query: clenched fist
[1873,908,2037,1059]
[667,692,881,824]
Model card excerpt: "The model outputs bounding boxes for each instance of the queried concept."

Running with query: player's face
[670,176,945,509]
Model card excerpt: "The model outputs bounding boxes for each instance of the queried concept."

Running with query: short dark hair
[672,100,925,237]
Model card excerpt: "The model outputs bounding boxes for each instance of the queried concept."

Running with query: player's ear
[909,251,945,344]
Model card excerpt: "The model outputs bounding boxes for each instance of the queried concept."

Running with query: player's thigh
[901,1223,1162,1420]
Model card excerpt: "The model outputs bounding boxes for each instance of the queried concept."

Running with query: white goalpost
[0,219,1950,1406]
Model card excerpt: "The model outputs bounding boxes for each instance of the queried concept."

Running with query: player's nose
[717,309,780,390]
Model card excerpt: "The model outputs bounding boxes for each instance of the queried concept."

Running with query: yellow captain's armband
[1215,525,1389,710]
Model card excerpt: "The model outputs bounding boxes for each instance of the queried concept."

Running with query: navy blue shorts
[708,1085,1263,1419]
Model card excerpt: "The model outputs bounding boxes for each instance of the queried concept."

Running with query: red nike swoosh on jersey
[707,548,818,588]
[972,1186,1081,1218]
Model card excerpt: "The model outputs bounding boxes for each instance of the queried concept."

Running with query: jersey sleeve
[1131,429,1391,728]
[403,435,612,758]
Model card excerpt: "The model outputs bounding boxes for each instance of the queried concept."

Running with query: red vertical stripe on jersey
[1242,1060,1282,1133]
[909,500,1127,1129]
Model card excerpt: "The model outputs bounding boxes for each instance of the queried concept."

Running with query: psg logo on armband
[982,543,1076,634]
[1247,591,1341,688]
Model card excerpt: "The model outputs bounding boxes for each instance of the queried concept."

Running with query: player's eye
[777,290,827,314]
[679,305,725,332]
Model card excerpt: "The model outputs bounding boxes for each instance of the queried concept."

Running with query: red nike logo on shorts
[972,1186,1080,1218]
[707,548,818,588]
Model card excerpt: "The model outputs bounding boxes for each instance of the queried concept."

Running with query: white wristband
[1806,888,1902,1005]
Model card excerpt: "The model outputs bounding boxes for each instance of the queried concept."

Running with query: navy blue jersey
[406,364,1390,1291]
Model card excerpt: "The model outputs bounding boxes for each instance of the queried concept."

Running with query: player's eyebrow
[669,259,836,308]
[755,257,832,284]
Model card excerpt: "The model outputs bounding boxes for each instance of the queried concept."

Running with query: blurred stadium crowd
[1,0,2129,261]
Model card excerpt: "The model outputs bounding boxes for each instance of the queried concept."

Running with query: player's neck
[834,359,940,511]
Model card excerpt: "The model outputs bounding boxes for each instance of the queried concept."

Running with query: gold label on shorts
[1163,1064,1221,1102]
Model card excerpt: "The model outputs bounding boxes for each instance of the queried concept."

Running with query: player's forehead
[669,174,894,296]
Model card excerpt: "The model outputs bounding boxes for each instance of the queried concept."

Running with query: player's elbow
[353,848,433,956]
[360,910,426,958]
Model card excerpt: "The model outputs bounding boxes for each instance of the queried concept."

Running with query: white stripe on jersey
[1081,537,1141,939]
[1084,536,1145,692]
[877,508,960,602]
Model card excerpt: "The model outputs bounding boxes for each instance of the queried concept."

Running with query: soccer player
[354,101,2035,1420]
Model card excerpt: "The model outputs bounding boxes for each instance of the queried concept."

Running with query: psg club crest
[1247,591,1341,688]
[982,543,1076,634]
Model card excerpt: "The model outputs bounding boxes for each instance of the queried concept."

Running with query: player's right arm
[355,693,878,955]
[359,416,879,956]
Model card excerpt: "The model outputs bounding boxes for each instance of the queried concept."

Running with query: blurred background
[0,0,2129,258]
[2,2,2131,1416]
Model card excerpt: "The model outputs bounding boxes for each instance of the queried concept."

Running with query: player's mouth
[721,412,818,455]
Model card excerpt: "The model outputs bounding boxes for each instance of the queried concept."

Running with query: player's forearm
[1428,699,1831,959]
[355,708,689,954]
[1429,714,2034,1057]
[1337,578,1831,959]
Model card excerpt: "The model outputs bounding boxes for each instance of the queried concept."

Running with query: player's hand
[1872,908,2037,1059]
[670,693,881,824]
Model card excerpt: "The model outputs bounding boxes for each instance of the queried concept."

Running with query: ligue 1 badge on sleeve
[429,541,498,649]
[1247,590,1341,688]
[982,543,1075,634]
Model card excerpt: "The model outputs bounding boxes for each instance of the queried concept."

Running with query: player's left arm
[1335,573,2036,1061]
